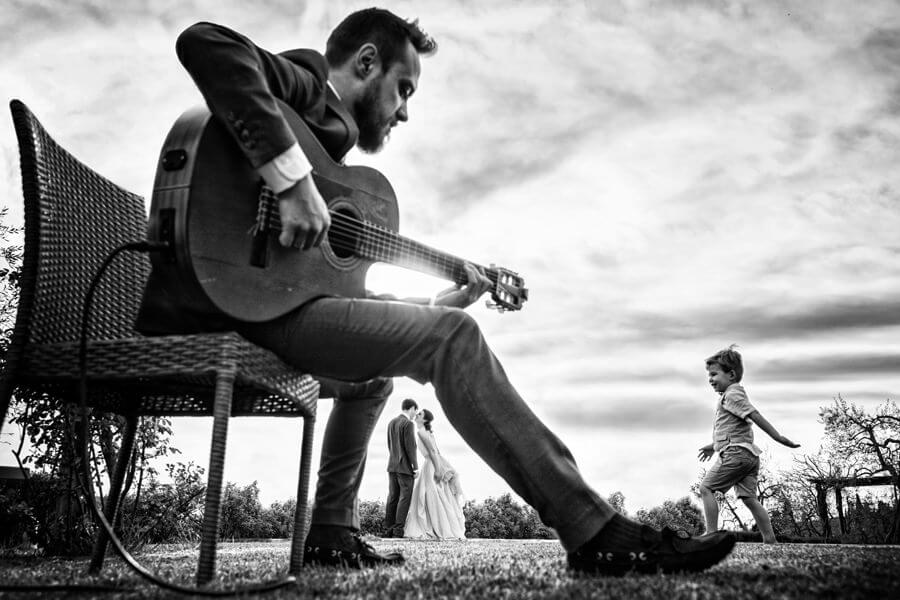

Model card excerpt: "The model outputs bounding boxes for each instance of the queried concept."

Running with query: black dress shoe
[303,525,405,569]
[568,525,736,576]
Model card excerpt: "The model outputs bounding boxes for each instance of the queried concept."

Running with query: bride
[404,409,467,540]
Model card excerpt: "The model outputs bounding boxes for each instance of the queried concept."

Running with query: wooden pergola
[0,465,28,483]
[809,474,896,537]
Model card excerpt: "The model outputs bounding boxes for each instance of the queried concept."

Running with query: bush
[261,498,298,538]
[634,496,704,536]
[358,494,555,540]
[463,494,556,539]
[0,472,94,555]
[219,481,267,539]
[0,483,36,548]
[359,499,388,537]
[117,461,205,545]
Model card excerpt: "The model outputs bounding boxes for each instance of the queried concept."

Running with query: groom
[384,398,419,537]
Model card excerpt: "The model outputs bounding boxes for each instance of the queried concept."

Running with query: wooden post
[815,483,831,539]
[834,485,846,535]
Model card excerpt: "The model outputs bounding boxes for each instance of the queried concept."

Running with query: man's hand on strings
[278,175,331,250]
[433,262,493,309]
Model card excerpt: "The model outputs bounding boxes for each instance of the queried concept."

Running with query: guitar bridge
[250,183,279,267]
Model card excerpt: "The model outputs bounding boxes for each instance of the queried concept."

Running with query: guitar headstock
[486,265,529,312]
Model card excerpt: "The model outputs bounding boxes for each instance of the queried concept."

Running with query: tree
[768,459,829,539]
[816,396,900,542]
[0,206,22,361]
[760,397,900,543]
[606,491,627,516]
[820,396,899,482]
[219,481,266,539]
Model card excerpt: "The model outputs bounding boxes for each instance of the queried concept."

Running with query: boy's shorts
[701,445,759,499]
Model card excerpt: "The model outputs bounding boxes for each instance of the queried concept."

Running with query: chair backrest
[9,99,150,348]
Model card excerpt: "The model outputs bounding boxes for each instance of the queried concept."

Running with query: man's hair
[401,398,418,411]
[705,344,744,382]
[325,7,437,70]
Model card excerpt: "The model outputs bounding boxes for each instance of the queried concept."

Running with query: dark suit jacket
[136,21,360,334]
[387,415,417,475]
[176,21,358,166]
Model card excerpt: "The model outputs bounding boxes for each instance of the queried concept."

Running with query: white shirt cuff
[257,143,313,194]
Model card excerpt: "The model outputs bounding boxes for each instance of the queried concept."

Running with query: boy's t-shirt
[712,383,762,456]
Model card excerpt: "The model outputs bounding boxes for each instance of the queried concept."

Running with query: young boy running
[698,346,800,543]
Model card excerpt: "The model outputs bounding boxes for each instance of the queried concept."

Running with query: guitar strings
[331,216,497,286]
[267,208,504,285]
[254,188,499,283]
[261,207,523,307]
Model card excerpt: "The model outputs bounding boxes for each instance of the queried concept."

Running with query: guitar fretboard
[260,200,500,285]
[348,216,493,285]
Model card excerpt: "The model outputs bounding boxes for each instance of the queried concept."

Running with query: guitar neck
[351,218,493,285]
[265,207,498,285]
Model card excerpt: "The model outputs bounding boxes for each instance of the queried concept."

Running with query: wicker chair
[0,99,319,584]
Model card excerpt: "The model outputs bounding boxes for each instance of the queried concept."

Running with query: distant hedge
[359,494,556,540]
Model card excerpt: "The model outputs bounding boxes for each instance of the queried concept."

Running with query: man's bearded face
[354,77,393,153]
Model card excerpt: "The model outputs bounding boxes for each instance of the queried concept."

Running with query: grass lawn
[1,538,898,599]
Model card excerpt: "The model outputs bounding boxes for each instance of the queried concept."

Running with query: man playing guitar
[137,8,735,575]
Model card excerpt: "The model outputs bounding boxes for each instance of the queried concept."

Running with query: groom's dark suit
[384,413,418,536]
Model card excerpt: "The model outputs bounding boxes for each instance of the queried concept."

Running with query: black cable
[1,240,298,596]
[0,583,124,593]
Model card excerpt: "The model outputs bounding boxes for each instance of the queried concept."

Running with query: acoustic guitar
[145,100,528,323]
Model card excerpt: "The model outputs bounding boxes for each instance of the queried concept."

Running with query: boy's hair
[401,398,418,411]
[326,8,437,70]
[705,344,744,382]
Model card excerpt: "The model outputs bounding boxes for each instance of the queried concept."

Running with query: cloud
[547,396,709,432]
[602,298,900,362]
[3,0,900,513]
[756,352,900,381]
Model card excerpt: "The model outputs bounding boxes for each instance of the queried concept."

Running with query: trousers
[384,472,414,536]
[236,296,615,551]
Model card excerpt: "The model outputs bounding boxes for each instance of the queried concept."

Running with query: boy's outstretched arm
[748,411,800,448]
[698,443,715,461]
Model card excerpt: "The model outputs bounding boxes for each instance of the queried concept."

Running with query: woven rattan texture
[24,112,149,344]
[9,100,318,419]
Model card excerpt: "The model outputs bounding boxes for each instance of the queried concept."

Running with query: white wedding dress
[404,429,466,540]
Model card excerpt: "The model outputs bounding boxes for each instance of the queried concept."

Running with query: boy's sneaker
[568,523,736,576]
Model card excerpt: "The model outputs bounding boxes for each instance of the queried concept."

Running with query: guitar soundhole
[328,207,360,259]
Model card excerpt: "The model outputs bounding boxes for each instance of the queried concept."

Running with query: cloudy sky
[2,0,899,515]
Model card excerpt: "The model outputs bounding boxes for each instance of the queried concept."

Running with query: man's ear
[355,43,380,78]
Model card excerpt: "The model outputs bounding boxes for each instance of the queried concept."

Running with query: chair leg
[88,415,138,574]
[289,414,316,575]
[196,370,235,586]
